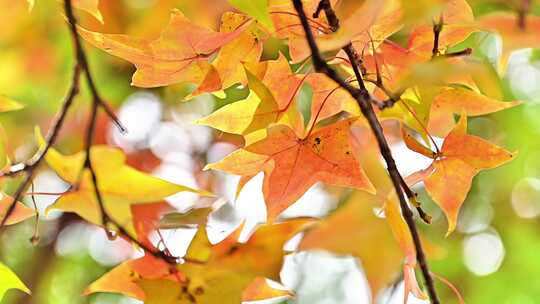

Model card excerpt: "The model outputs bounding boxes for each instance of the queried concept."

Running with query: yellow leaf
[36,128,211,235]
[0,262,30,301]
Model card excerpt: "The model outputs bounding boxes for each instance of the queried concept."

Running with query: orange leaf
[0,194,35,226]
[78,9,251,89]
[243,118,374,218]
[242,277,292,301]
[424,113,515,234]
[429,87,521,136]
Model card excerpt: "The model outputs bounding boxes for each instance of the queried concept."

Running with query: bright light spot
[171,111,213,153]
[206,142,237,164]
[457,195,494,234]
[149,122,194,162]
[280,251,370,303]
[280,183,336,219]
[32,170,69,220]
[208,173,266,243]
[511,177,540,218]
[463,230,505,276]
[234,173,267,239]
[151,228,197,258]
[88,228,134,266]
[392,140,439,176]
[507,49,540,103]
[153,163,200,210]
[55,222,92,256]
[476,32,502,64]
[111,92,162,152]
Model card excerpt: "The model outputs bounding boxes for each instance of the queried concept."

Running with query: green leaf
[228,0,275,31]
[0,262,30,301]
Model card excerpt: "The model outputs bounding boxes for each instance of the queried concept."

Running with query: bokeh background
[1,0,540,303]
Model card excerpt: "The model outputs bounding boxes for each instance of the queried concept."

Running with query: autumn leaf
[213,12,266,89]
[241,277,292,301]
[88,220,310,303]
[298,137,426,300]
[422,112,515,234]
[0,262,30,301]
[71,0,103,23]
[78,9,251,89]
[228,0,275,31]
[208,118,374,219]
[0,194,35,226]
[429,87,521,136]
[196,65,304,136]
[84,254,173,300]
[36,129,211,236]
[305,73,359,129]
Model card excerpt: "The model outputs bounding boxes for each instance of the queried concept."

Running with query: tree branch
[0,64,81,227]
[293,0,440,302]
[62,0,187,265]
[432,15,444,58]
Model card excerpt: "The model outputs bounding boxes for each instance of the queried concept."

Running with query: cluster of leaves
[1,0,536,303]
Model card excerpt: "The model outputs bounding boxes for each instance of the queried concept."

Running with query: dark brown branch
[432,15,444,58]
[63,0,126,134]
[63,0,188,266]
[0,64,82,228]
[517,0,531,30]
[295,0,440,302]
[439,47,472,58]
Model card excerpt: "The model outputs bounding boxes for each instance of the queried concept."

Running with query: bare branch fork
[292,0,440,303]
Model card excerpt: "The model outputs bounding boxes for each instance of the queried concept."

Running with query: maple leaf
[87,220,310,303]
[78,9,251,89]
[241,276,292,301]
[208,118,374,219]
[420,112,515,234]
[429,87,521,136]
[228,0,275,31]
[0,194,35,226]
[298,138,427,301]
[0,262,30,301]
[196,64,304,137]
[36,129,211,236]
[305,73,359,130]
[213,12,266,89]
[84,254,173,299]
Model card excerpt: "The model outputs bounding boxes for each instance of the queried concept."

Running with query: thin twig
[62,0,189,265]
[432,15,444,58]
[0,64,82,228]
[294,0,440,302]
